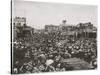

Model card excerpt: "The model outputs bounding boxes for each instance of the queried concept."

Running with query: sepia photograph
[11,0,97,74]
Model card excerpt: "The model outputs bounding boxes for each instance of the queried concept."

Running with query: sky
[12,0,97,29]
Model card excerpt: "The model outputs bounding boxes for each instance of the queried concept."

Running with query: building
[13,17,34,39]
[76,22,97,38]
[13,17,26,27]
[45,24,59,32]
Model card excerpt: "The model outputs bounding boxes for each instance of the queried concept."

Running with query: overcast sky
[12,0,97,29]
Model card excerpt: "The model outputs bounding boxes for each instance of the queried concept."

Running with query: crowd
[12,31,97,74]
